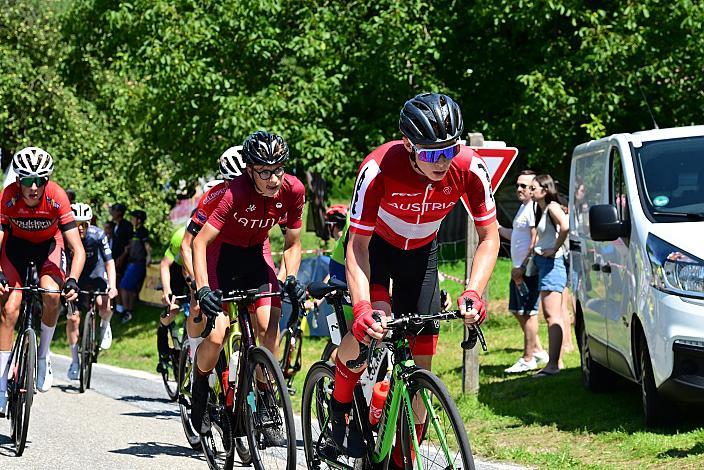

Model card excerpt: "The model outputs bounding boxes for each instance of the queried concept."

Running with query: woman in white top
[498,170,549,373]
[531,174,569,376]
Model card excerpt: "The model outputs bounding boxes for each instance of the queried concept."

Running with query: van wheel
[639,334,676,427]
[578,317,612,392]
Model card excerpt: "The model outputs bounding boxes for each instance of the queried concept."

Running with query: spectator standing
[103,220,115,250]
[118,209,151,323]
[499,170,549,373]
[531,174,569,377]
[110,203,133,316]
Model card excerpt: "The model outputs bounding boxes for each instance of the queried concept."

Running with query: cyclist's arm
[281,227,302,277]
[64,227,86,280]
[466,221,500,296]
[159,255,173,303]
[105,259,117,294]
[345,231,372,305]
[180,230,195,282]
[193,222,220,290]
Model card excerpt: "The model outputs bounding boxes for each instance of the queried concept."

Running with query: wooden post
[462,132,485,395]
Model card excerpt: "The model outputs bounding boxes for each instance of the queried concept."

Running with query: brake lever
[459,298,488,352]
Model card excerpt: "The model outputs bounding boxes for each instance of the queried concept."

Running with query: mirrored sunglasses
[413,143,462,163]
[20,176,48,187]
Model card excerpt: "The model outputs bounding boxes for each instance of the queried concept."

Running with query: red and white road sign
[460,146,518,215]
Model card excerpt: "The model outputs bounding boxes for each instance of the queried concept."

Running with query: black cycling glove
[63,277,79,296]
[283,275,306,304]
[0,271,8,288]
[196,286,223,319]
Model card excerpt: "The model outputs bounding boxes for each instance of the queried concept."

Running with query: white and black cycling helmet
[219,145,245,179]
[71,203,93,222]
[399,93,464,146]
[202,179,224,193]
[241,131,289,166]
[12,146,54,178]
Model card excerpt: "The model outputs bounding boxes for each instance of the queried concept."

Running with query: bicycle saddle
[307,278,348,300]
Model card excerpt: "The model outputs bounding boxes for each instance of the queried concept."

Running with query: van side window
[610,147,629,222]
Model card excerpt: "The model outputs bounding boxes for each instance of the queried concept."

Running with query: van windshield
[636,136,704,220]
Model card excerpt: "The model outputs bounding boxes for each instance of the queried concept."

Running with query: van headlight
[647,234,704,297]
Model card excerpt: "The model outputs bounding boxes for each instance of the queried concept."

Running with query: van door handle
[591,263,601,272]
[601,263,612,274]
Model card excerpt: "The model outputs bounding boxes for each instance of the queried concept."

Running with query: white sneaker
[0,393,7,417]
[67,362,80,381]
[533,350,550,366]
[100,323,113,350]
[37,356,54,392]
[505,357,538,374]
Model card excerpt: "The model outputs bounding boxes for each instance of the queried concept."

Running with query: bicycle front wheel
[399,369,475,470]
[11,328,36,456]
[244,347,296,470]
[79,311,95,393]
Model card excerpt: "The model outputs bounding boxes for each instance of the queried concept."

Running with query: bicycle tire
[320,341,337,363]
[399,369,475,470]
[201,368,235,470]
[177,342,202,450]
[161,323,180,401]
[244,347,296,470]
[79,311,94,393]
[301,360,341,470]
[12,329,36,456]
[229,336,253,465]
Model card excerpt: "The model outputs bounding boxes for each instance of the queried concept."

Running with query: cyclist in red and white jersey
[328,93,500,464]
[0,148,85,413]
[190,131,306,435]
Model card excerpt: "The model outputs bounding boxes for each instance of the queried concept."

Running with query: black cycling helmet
[241,131,289,166]
[399,93,464,146]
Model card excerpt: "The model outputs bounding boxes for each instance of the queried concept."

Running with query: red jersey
[0,181,76,244]
[187,182,229,235]
[207,174,305,247]
[349,141,496,250]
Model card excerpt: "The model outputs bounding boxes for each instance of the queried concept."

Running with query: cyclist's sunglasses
[412,143,462,163]
[20,176,48,187]
[251,166,285,180]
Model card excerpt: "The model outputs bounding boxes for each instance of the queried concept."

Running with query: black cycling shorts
[169,262,189,297]
[368,234,441,353]
[77,276,108,312]
[213,242,281,309]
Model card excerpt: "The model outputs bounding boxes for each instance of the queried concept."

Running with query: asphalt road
[0,354,524,470]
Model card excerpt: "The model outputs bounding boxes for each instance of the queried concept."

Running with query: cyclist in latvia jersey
[329,93,500,464]
[177,146,279,359]
[0,148,85,414]
[190,131,307,434]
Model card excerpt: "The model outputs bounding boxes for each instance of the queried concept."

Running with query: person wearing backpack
[530,174,569,376]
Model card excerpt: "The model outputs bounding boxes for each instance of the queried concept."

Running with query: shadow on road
[119,394,173,405]
[122,410,180,420]
[110,441,203,459]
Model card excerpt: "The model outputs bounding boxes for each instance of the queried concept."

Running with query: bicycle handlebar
[345,299,487,370]
[7,286,63,294]
[195,288,283,338]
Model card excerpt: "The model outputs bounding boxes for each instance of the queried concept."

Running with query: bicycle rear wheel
[11,328,36,456]
[399,369,475,470]
[177,342,202,450]
[320,341,337,363]
[244,347,296,470]
[79,311,95,393]
[161,324,180,401]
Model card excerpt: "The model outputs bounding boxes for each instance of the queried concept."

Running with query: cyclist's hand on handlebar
[352,301,387,344]
[458,289,486,326]
[108,286,118,300]
[63,277,80,302]
[160,290,172,306]
[0,271,8,295]
[196,286,222,319]
[283,275,306,304]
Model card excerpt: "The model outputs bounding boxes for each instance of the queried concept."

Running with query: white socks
[0,350,10,393]
[38,323,56,360]
[70,343,79,363]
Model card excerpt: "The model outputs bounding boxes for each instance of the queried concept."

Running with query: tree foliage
[2,0,704,244]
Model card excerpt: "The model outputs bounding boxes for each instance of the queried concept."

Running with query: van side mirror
[589,204,627,241]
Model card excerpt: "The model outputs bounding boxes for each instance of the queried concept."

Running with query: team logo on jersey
[443,187,452,195]
[12,218,53,231]
[275,202,283,209]
[45,196,61,209]
[203,187,227,205]
[246,203,256,212]
[391,192,422,197]
[232,212,277,229]
[387,201,456,212]
[195,210,207,223]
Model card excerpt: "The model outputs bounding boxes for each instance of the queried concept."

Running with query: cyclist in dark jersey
[327,94,500,466]
[0,147,85,411]
[190,131,306,435]
[65,203,118,380]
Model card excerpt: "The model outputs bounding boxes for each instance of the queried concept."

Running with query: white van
[569,125,704,426]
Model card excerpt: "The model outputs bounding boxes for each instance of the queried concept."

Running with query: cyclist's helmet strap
[241,131,289,166]
[12,146,54,178]
[399,93,464,147]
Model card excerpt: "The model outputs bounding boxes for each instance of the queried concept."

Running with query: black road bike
[74,290,110,393]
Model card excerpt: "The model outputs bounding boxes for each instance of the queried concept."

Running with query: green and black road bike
[302,280,485,470]
[75,289,110,393]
